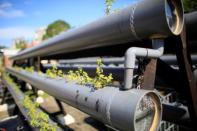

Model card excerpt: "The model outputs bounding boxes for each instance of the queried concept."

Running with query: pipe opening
[165,0,184,35]
[134,92,162,131]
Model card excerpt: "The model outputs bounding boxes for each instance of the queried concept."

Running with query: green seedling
[4,74,57,131]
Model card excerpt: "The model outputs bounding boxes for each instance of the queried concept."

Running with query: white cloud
[0,9,25,18]
[0,27,35,39]
[0,2,25,18]
[0,2,12,9]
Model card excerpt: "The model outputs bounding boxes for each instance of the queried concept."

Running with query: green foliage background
[105,0,115,15]
[15,38,28,50]
[183,0,197,12]
[43,20,71,40]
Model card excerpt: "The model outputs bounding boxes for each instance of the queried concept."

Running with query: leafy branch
[105,0,115,15]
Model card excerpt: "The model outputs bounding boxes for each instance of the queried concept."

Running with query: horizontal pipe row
[6,67,162,131]
[10,0,184,60]
[58,55,197,65]
[6,67,192,127]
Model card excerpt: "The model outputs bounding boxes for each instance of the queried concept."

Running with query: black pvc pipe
[10,0,183,61]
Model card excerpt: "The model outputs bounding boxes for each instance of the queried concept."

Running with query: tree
[42,20,71,40]
[183,0,197,12]
[14,38,28,50]
[105,0,115,15]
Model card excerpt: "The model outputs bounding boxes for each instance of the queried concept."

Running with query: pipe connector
[123,39,164,90]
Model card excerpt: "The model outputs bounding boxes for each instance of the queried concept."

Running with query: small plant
[93,58,113,89]
[46,64,64,78]
[14,66,22,71]
[66,58,113,89]
[25,66,34,73]
[4,73,20,93]
[22,95,57,131]
[46,69,56,78]
[67,68,92,85]
[12,58,113,90]
[38,70,44,76]
[4,74,57,131]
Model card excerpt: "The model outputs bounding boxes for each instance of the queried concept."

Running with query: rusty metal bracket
[174,26,197,127]
[141,59,157,90]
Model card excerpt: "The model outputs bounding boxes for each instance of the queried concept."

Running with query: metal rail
[6,67,162,131]
[10,0,183,60]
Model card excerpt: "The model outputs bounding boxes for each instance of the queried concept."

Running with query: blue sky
[0,0,134,47]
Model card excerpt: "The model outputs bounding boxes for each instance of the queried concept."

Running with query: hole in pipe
[135,94,157,131]
[85,97,88,101]
[95,100,99,112]
[165,0,184,35]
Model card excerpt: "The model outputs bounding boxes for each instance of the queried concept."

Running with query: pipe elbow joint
[151,39,164,57]
[125,47,138,57]
[125,48,138,69]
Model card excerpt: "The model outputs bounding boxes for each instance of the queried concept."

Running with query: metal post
[141,59,157,90]
[174,26,197,129]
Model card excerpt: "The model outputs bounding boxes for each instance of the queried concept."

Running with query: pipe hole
[135,93,161,131]
[95,100,99,112]
[165,0,184,35]
[85,97,88,101]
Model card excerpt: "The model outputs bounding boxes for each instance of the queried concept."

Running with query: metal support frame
[174,27,197,127]
[0,87,8,105]
[54,98,66,116]
[36,56,41,71]
[141,59,158,90]
[156,59,182,92]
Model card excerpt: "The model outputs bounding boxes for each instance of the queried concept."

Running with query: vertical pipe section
[124,39,164,90]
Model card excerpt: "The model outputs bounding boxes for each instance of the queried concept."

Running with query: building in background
[28,27,46,48]
[0,48,19,67]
